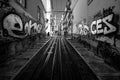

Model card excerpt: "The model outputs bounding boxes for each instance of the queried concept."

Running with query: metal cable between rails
[30,37,56,80]
[51,37,59,80]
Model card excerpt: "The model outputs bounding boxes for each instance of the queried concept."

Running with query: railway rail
[0,37,50,80]
[12,36,99,80]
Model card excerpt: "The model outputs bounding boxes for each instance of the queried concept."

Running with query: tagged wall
[75,23,89,35]
[88,0,120,46]
[0,0,43,39]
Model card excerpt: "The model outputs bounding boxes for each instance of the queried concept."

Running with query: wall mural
[90,6,120,45]
[77,24,89,35]
[90,6,119,36]
[2,13,25,38]
[0,0,42,39]
[87,0,93,6]
[90,14,117,35]
[2,13,42,38]
[25,20,42,35]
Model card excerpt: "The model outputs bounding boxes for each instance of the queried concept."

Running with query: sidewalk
[0,37,50,80]
[68,39,120,80]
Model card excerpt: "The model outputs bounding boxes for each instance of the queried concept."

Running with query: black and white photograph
[0,0,120,80]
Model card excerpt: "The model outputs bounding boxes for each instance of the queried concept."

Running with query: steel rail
[63,38,84,79]
[60,37,73,79]
[30,37,56,80]
[59,37,63,80]
[51,37,59,80]
[12,37,53,80]
[11,36,101,80]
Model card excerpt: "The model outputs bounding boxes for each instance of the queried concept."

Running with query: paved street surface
[12,36,99,80]
[0,36,120,80]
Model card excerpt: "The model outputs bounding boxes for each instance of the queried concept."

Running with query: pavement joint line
[45,43,55,63]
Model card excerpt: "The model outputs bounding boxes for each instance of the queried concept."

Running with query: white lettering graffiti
[25,20,42,35]
[3,13,42,38]
[91,14,116,35]
[78,24,89,35]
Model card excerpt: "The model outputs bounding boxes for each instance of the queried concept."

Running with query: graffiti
[93,11,102,20]
[0,0,43,39]
[91,14,116,35]
[90,6,119,35]
[0,0,9,8]
[77,24,89,35]
[103,6,115,17]
[87,0,93,6]
[3,13,25,38]
[25,20,42,35]
[2,13,42,38]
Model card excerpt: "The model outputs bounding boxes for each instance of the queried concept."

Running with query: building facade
[65,0,120,62]
[0,0,46,62]
[0,0,46,39]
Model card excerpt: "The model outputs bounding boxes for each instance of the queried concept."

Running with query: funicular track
[60,37,99,80]
[12,36,99,80]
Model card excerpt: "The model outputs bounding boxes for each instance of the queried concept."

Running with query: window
[37,6,41,21]
[18,0,22,4]
[17,0,27,8]
[87,0,93,6]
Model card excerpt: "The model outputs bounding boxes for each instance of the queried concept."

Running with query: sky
[41,0,68,33]
[41,0,51,33]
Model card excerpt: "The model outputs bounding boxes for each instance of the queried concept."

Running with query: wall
[71,0,88,34]
[26,0,46,32]
[0,0,46,62]
[88,0,120,47]
[0,0,46,39]
[26,0,45,21]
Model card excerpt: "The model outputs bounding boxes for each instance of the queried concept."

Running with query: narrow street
[0,36,120,80]
[11,36,99,80]
[0,37,50,80]
[0,0,120,80]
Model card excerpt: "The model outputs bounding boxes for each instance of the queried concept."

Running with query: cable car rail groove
[12,36,99,80]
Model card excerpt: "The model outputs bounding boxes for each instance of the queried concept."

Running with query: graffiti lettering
[2,13,42,38]
[90,21,96,34]
[25,20,42,35]
[0,1,9,8]
[0,30,2,37]
[78,24,89,35]
[91,14,116,35]
[103,14,116,34]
